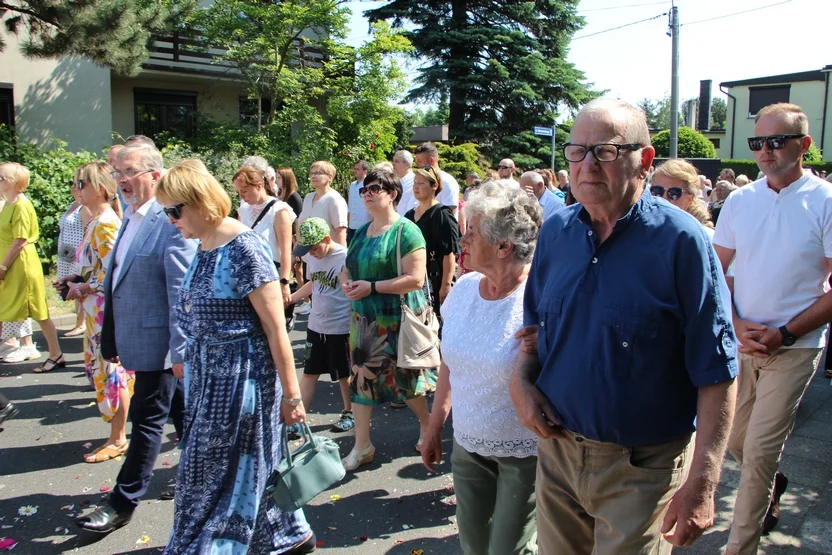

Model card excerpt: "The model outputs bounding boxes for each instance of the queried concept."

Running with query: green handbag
[267,423,346,511]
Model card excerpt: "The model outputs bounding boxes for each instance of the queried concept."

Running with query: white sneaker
[0,340,20,359]
[2,344,41,363]
[295,302,312,315]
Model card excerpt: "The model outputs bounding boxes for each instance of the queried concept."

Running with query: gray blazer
[101,200,197,371]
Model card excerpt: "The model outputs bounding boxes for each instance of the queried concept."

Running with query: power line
[573,12,667,40]
[682,0,792,26]
[579,1,669,13]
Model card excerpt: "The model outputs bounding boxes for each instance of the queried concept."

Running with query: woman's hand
[53,275,74,291]
[439,283,452,303]
[281,282,292,307]
[281,401,307,426]
[419,427,444,472]
[343,280,371,300]
[65,282,84,301]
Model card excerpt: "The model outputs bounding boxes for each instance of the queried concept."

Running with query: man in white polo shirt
[713,103,832,555]
[347,160,370,244]
[413,142,460,218]
[393,150,418,217]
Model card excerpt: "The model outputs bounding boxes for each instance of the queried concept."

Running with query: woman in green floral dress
[340,168,434,471]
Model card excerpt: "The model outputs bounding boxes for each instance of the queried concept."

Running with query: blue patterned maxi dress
[165,232,311,555]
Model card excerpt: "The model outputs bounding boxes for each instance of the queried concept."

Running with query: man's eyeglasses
[110,169,152,179]
[650,185,686,201]
[747,134,805,151]
[163,203,186,220]
[359,184,384,197]
[563,143,643,163]
[497,165,513,170]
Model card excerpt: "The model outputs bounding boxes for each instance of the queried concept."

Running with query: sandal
[64,327,86,337]
[34,354,66,373]
[84,442,128,463]
[342,444,375,472]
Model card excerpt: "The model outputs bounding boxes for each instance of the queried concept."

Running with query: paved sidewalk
[1,318,831,554]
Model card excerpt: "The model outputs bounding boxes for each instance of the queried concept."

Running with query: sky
[344,0,831,110]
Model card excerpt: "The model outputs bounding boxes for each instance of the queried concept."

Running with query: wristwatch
[279,278,290,286]
[779,325,797,347]
[370,281,377,295]
[282,397,302,406]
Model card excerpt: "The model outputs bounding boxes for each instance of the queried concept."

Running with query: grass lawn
[45,273,78,317]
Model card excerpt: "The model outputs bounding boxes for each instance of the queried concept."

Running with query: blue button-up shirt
[524,190,737,446]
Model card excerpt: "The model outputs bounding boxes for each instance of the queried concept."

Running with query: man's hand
[172,363,185,379]
[661,479,716,547]
[514,325,539,355]
[509,372,564,439]
[754,326,784,354]
[419,427,443,472]
[733,317,768,358]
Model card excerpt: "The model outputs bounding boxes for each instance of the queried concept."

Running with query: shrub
[436,143,488,183]
[652,127,718,159]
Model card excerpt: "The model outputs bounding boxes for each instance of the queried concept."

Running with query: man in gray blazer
[75,143,196,534]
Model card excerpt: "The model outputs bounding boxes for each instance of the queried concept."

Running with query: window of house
[709,138,721,149]
[748,85,790,117]
[134,89,196,139]
[0,87,14,129]
[239,96,272,127]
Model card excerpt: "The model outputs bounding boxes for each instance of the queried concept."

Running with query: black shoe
[160,485,176,500]
[285,532,316,554]
[762,472,789,535]
[74,504,132,534]
[286,316,295,333]
[0,403,19,427]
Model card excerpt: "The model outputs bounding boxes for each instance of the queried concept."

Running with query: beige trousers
[536,430,693,555]
[726,348,822,554]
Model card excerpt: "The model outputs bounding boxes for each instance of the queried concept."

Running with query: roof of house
[720,70,826,88]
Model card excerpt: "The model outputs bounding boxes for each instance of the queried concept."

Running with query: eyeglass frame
[358,183,386,197]
[496,164,513,170]
[110,169,153,179]
[562,143,644,163]
[163,203,186,220]
[649,185,687,201]
[74,180,87,190]
[747,134,805,152]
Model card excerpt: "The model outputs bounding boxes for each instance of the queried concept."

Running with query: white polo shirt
[436,171,460,208]
[713,173,832,348]
[538,188,565,221]
[397,171,418,217]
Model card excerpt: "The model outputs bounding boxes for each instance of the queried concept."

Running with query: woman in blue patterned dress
[156,161,316,555]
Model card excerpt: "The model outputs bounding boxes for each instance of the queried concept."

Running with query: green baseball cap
[293,217,330,256]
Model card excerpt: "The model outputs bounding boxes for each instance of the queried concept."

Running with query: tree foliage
[710,97,727,130]
[0,0,195,75]
[652,127,717,159]
[366,0,598,166]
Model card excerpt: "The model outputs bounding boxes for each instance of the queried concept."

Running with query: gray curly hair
[464,181,543,264]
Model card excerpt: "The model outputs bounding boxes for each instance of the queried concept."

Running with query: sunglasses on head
[163,203,186,220]
[650,185,686,201]
[358,184,384,197]
[747,134,805,151]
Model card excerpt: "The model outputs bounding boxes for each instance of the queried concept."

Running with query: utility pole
[669,2,680,158]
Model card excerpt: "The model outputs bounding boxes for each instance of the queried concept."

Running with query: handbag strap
[281,422,318,470]
[250,199,278,230]
[395,219,432,307]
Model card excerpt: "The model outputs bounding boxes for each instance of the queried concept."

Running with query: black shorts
[303,330,351,381]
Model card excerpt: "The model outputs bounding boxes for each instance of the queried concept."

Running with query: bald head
[520,171,545,199]
[497,158,516,179]
[574,98,651,147]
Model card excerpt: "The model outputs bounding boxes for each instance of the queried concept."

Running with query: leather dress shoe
[762,472,789,535]
[160,484,176,500]
[75,504,132,534]
[285,532,317,554]
[0,403,19,427]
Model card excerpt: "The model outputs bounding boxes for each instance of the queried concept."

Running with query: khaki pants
[726,348,822,554]
[451,440,538,555]
[536,430,693,555]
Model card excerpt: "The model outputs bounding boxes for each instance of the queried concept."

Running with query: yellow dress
[0,195,48,321]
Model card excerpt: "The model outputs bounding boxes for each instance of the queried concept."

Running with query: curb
[30,313,77,331]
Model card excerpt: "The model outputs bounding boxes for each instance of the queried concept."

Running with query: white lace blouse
[440,272,538,458]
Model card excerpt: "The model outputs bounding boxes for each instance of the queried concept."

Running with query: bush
[436,143,488,183]
[652,127,717,159]
[0,125,97,269]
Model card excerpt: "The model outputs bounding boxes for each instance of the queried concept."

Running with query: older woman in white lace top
[420,182,542,555]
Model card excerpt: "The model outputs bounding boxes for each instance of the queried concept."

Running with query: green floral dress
[346,218,434,406]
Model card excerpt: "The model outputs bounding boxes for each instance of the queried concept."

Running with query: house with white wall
[720,67,832,161]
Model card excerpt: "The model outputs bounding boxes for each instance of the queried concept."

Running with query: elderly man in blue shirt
[510,98,738,555]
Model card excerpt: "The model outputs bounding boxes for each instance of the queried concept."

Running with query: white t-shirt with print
[303,244,351,335]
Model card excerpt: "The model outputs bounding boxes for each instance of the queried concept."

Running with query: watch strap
[370,281,377,295]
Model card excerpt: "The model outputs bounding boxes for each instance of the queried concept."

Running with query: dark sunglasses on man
[163,203,185,220]
[747,134,805,151]
[358,184,384,197]
[650,185,685,201]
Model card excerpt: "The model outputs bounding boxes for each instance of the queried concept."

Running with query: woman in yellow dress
[57,162,134,462]
[0,162,64,372]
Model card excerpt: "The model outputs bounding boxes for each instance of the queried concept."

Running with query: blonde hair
[156,160,231,225]
[653,159,713,228]
[78,161,122,218]
[374,161,394,173]
[0,162,30,193]
[755,103,809,135]
[310,161,336,180]
[734,174,751,186]
[412,166,442,195]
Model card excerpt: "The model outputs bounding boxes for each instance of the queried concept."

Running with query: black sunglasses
[650,185,686,201]
[747,134,805,151]
[163,203,186,220]
[358,184,384,197]
[497,165,513,170]
[75,180,86,190]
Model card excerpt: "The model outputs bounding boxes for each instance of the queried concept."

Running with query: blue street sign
[534,126,553,137]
